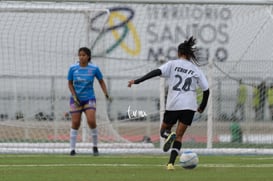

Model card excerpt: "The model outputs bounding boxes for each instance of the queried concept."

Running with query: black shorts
[163,110,195,126]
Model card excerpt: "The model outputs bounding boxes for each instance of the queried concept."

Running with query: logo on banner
[91,7,141,56]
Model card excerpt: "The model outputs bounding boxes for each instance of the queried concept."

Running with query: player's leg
[160,122,173,139]
[85,109,99,156]
[161,111,177,152]
[166,110,195,170]
[167,122,188,166]
[70,113,81,155]
[241,104,245,121]
[69,98,83,156]
[233,103,239,118]
[161,122,176,152]
[269,105,273,121]
[84,99,99,156]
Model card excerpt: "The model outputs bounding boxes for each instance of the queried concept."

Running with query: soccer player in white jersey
[67,47,111,156]
[128,36,210,170]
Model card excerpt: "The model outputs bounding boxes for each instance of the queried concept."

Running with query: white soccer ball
[179,150,199,169]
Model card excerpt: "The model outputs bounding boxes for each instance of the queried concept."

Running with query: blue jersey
[67,63,103,101]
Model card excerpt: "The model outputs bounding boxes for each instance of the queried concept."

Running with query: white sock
[70,128,78,150]
[90,128,98,147]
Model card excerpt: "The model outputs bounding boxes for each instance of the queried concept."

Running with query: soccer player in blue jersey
[128,37,210,170]
[67,47,111,156]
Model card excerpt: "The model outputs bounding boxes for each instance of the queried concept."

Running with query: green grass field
[1,154,273,181]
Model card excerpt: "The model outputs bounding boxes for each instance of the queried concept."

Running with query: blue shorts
[69,98,96,113]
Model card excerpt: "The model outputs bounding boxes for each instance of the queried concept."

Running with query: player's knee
[160,129,166,138]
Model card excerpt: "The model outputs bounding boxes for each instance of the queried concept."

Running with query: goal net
[0,2,154,154]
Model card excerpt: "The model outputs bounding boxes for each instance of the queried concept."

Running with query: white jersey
[159,59,209,111]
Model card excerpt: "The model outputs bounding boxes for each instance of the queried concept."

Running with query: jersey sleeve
[95,67,103,80]
[159,61,172,78]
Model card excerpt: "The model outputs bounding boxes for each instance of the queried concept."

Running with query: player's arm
[128,69,162,87]
[68,80,76,96]
[197,89,210,113]
[98,79,111,100]
[95,67,111,100]
[68,80,80,106]
[67,67,78,97]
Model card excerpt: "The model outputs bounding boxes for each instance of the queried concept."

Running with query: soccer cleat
[163,132,176,152]
[166,163,175,171]
[70,150,76,156]
[93,146,99,156]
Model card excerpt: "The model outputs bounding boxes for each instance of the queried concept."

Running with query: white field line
[0,163,273,168]
[240,157,273,160]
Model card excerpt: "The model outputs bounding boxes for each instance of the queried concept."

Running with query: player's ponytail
[178,36,198,64]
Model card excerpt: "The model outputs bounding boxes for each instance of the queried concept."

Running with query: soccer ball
[179,150,199,169]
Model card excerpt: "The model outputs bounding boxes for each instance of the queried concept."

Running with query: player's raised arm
[127,69,162,87]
